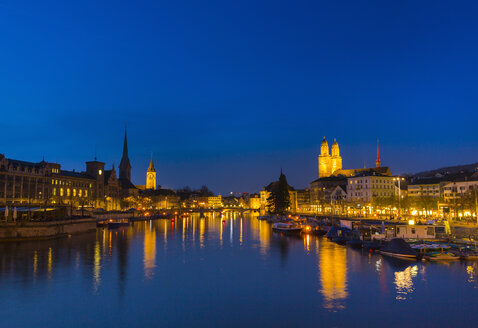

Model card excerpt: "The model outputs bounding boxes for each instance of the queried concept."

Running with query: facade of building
[310,176,348,205]
[347,172,396,203]
[443,180,478,201]
[248,194,261,209]
[408,178,447,198]
[0,154,120,210]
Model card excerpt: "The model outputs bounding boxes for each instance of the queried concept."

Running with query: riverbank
[0,217,97,241]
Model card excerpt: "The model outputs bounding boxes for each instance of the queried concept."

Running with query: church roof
[353,167,391,177]
[60,170,95,180]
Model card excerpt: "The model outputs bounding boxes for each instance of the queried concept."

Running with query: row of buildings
[260,137,478,218]
[0,128,158,211]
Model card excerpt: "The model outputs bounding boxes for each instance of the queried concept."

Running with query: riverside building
[0,154,120,210]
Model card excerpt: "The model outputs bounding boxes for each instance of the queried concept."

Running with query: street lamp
[393,177,405,218]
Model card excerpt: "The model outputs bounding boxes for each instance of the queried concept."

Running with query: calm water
[0,213,477,327]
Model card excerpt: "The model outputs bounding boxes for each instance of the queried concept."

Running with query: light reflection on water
[394,265,418,300]
[318,239,348,310]
[0,213,478,327]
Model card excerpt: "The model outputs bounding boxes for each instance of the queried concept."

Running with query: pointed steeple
[119,126,132,180]
[148,153,155,172]
[376,139,381,168]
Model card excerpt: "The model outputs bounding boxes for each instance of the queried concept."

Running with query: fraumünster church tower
[146,154,156,190]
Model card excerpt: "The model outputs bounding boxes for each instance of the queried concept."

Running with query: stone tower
[119,127,132,181]
[331,139,343,174]
[146,153,156,190]
[318,137,332,178]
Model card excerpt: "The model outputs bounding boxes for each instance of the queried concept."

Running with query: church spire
[376,139,381,168]
[123,126,128,158]
[119,126,132,180]
[148,153,155,172]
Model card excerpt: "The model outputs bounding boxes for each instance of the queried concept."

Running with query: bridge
[146,207,260,217]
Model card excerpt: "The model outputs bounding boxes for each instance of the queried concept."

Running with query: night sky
[1,1,477,194]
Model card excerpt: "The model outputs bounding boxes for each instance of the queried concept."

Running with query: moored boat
[424,252,460,261]
[462,254,478,261]
[379,238,418,260]
[107,219,130,229]
[272,222,302,234]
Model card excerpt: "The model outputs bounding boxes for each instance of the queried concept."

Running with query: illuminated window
[67,188,70,197]
[53,188,56,196]
[73,189,77,197]
[99,170,102,175]
[79,189,82,197]
[60,188,64,196]
[85,190,88,197]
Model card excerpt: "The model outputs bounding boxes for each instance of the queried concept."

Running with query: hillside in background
[414,162,478,177]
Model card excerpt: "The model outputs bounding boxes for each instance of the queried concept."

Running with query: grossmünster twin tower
[317,137,387,178]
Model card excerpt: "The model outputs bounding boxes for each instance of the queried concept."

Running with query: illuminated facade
[443,180,478,201]
[317,137,390,179]
[146,154,156,190]
[0,154,120,210]
[318,137,343,178]
[347,172,397,203]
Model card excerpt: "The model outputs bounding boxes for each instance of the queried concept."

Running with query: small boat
[424,252,460,261]
[272,222,302,234]
[462,254,478,261]
[379,238,418,260]
[257,215,269,221]
[107,219,130,229]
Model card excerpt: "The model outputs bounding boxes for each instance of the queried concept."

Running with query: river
[0,213,476,327]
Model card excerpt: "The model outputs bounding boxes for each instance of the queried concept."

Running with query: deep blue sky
[1,0,477,194]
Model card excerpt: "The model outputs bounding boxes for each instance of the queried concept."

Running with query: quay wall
[0,218,97,241]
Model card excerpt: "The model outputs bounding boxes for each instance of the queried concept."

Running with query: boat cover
[326,226,352,239]
[380,238,417,256]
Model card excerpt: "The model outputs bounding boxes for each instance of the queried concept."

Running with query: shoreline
[0,217,97,242]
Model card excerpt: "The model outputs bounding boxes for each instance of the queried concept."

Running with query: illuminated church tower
[318,137,342,178]
[146,154,156,190]
[318,137,332,178]
[331,139,343,174]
